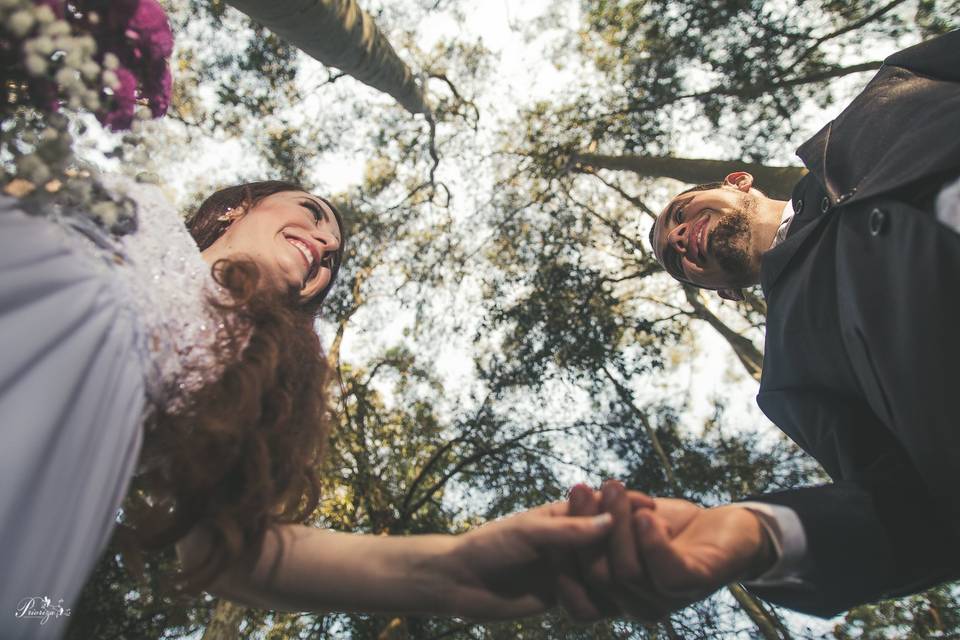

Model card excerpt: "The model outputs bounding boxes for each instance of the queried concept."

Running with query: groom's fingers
[634,509,696,602]
[626,490,656,511]
[603,481,666,620]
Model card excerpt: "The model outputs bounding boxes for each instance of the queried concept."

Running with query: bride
[0,176,615,638]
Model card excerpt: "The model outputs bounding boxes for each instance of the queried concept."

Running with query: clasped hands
[451,480,775,622]
[549,481,777,622]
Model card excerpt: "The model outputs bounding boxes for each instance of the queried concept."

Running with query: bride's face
[202,191,342,302]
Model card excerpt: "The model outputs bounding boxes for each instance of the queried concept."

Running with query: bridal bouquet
[1,0,173,229]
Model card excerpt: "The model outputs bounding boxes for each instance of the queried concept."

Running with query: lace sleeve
[105,176,240,415]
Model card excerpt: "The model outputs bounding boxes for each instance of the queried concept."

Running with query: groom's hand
[560,484,776,622]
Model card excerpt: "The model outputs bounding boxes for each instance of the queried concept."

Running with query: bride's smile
[200,190,342,302]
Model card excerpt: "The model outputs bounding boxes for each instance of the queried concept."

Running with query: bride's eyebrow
[299,196,333,222]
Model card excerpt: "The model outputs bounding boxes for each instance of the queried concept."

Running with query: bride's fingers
[568,484,620,614]
[551,552,609,623]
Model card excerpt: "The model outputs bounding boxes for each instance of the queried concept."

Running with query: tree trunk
[684,286,763,382]
[226,0,429,115]
[728,583,791,640]
[201,600,246,640]
[572,153,806,200]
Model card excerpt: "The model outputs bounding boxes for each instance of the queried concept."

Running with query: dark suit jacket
[746,30,960,616]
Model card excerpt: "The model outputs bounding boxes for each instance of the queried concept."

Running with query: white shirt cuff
[936,176,960,234]
[738,502,809,588]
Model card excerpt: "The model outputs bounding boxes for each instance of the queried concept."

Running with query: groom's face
[650,183,762,290]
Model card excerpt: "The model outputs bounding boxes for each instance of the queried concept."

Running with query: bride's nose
[313,228,339,251]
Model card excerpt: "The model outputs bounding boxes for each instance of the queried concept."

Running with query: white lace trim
[101,175,238,414]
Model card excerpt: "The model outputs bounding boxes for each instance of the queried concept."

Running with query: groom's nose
[667,222,689,255]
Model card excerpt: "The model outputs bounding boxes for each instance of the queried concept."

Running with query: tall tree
[225,0,429,115]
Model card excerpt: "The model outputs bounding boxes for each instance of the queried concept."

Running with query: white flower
[33,5,54,24]
[46,112,67,129]
[43,19,70,38]
[24,53,48,77]
[102,70,119,90]
[76,35,96,56]
[90,201,119,225]
[26,34,54,55]
[0,0,25,10]
[102,53,119,71]
[16,154,50,184]
[80,61,100,81]
[64,47,85,70]
[55,67,79,89]
[46,112,68,129]
[7,9,34,37]
[82,91,100,110]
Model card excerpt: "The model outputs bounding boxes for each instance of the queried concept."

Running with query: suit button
[795,199,804,214]
[869,208,887,236]
[820,197,830,213]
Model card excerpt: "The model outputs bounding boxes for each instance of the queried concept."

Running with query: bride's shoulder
[99,173,183,231]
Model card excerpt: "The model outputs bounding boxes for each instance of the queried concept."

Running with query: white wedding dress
[0,177,228,639]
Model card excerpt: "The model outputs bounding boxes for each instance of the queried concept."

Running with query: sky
[101,3,923,634]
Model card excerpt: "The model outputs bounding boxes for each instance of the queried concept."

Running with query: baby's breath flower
[75,34,95,56]
[33,4,54,24]
[17,154,51,185]
[64,47,84,70]
[80,61,100,81]
[102,69,119,89]
[28,34,54,55]
[82,90,100,110]
[7,9,34,36]
[102,52,119,70]
[24,53,48,76]
[89,200,119,226]
[43,18,69,38]
[54,66,78,89]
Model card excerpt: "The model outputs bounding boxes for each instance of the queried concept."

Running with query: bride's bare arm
[177,502,615,620]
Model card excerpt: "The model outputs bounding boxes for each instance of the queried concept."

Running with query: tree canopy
[62,1,960,638]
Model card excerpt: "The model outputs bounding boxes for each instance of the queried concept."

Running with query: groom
[558,28,960,620]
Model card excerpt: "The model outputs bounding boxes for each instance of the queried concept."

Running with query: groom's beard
[711,197,756,284]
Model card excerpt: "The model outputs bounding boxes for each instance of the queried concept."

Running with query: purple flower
[103,0,173,62]
[142,60,171,117]
[98,65,136,131]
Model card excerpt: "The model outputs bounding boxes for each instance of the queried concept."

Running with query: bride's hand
[439,501,617,620]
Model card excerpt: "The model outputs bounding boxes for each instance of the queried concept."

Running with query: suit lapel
[760,175,830,297]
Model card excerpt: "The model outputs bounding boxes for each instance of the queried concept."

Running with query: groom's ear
[718,288,745,301]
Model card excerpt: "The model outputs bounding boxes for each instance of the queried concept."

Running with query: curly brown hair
[117,181,345,591]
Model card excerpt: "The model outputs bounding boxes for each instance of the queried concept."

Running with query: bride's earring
[217,207,242,224]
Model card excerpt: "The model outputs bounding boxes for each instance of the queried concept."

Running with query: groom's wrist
[741,508,777,581]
